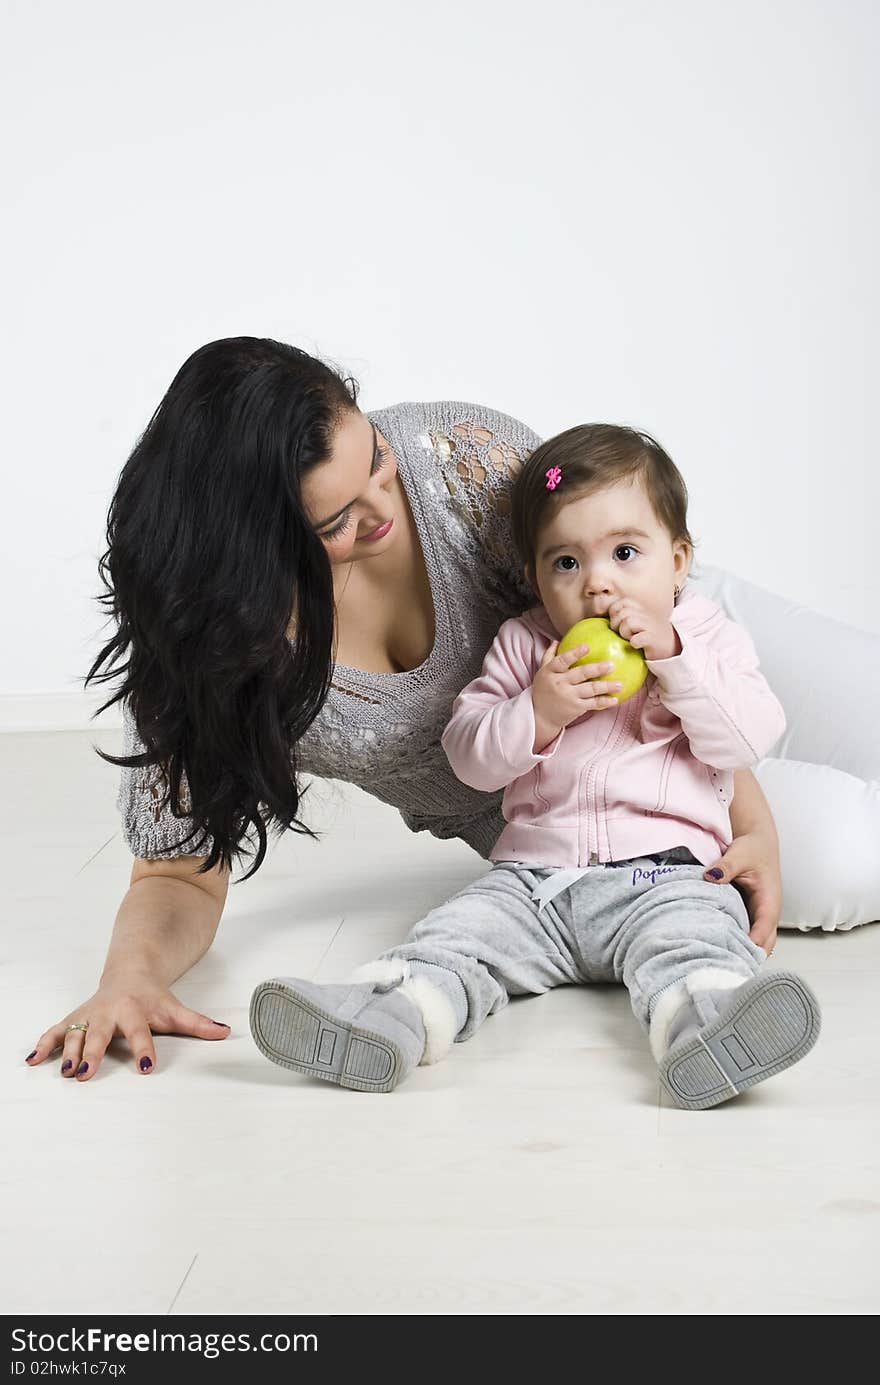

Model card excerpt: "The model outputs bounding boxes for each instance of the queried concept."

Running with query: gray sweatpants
[375,847,765,1044]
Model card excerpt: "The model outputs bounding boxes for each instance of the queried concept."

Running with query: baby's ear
[674,540,692,582]
[524,563,538,596]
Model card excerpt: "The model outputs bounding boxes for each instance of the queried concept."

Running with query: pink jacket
[440,584,786,869]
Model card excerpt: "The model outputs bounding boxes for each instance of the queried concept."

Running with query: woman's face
[300,408,400,566]
[527,476,691,638]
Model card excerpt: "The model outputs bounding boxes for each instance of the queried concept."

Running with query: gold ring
[64,1022,89,1035]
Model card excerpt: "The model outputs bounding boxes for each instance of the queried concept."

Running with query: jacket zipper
[582,699,640,866]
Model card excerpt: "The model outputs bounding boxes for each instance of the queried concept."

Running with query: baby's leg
[615,871,820,1108]
[249,862,579,1092]
[370,860,582,1044]
[616,870,764,1043]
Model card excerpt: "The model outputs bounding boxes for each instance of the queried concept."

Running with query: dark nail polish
[707,868,724,880]
[212,1020,228,1027]
[62,1060,73,1072]
[25,1050,37,1062]
[139,1056,153,1072]
[76,1062,89,1077]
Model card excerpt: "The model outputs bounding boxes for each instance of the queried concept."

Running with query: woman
[23,336,791,1082]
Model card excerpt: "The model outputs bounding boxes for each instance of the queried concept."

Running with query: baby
[250,423,821,1108]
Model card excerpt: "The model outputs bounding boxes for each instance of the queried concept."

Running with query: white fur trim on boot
[398,977,458,1065]
[685,967,752,998]
[649,978,690,1063]
[648,968,749,1063]
[345,959,458,1065]
[347,959,412,986]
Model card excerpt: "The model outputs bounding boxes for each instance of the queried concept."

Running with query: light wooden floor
[5,730,879,1315]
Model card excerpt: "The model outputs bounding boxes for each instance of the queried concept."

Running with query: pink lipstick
[360,518,394,542]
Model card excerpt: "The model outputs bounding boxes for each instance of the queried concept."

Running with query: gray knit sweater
[117,399,544,862]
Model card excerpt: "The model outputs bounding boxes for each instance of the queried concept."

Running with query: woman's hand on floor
[23,975,230,1081]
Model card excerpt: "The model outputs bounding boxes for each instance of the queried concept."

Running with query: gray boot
[249,961,458,1093]
[655,968,821,1110]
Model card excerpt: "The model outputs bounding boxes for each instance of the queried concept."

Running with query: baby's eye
[553,555,579,572]
[614,545,637,561]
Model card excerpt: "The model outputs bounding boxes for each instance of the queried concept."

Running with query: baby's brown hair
[512,424,697,578]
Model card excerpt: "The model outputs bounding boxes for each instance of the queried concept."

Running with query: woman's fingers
[733,876,779,954]
[60,1027,88,1077]
[73,1001,230,1081]
[749,917,778,956]
[703,850,781,957]
[91,1002,156,1076]
[72,1024,115,1081]
[25,988,230,1084]
[23,1027,60,1065]
[740,881,780,955]
[25,1018,88,1071]
[163,1004,230,1041]
[124,1022,157,1075]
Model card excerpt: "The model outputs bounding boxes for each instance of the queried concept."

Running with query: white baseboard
[0,691,124,733]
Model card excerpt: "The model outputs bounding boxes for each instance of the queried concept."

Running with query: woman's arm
[728,767,778,845]
[702,767,782,954]
[25,856,231,1082]
[102,856,229,987]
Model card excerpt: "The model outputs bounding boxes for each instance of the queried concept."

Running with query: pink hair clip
[545,466,562,491]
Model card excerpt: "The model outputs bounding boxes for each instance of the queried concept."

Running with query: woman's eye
[320,447,390,542]
[322,512,354,541]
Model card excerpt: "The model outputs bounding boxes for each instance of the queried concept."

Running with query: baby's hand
[531,641,623,751]
[605,598,681,662]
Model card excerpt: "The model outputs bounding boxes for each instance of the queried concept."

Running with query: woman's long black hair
[85,336,358,881]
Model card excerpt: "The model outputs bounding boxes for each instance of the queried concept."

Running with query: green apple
[557,617,647,703]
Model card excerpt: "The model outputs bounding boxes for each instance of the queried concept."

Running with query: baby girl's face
[527,476,691,639]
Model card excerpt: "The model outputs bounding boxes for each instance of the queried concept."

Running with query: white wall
[3,0,877,729]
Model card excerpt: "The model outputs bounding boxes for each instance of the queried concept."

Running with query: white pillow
[755,759,880,931]
[688,561,880,930]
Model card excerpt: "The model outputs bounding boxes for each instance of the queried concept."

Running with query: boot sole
[249,980,404,1092]
[659,969,821,1110]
